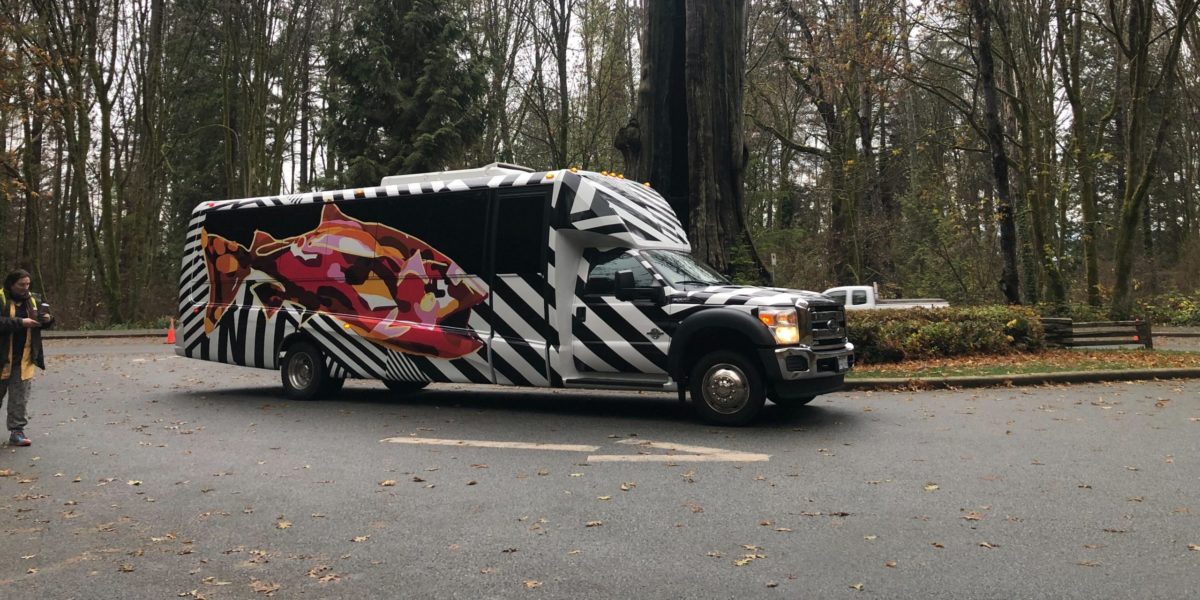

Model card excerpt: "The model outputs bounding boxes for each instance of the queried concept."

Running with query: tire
[688,350,766,426]
[281,341,327,401]
[770,395,815,408]
[383,380,429,394]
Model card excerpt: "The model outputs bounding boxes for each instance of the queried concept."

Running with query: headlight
[757,308,800,345]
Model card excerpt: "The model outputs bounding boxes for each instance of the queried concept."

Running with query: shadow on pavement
[176,383,861,430]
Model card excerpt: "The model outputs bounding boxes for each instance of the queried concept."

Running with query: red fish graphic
[202,202,489,359]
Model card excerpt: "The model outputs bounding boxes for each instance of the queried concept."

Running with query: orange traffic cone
[165,317,176,344]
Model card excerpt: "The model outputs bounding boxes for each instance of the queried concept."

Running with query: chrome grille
[807,304,847,350]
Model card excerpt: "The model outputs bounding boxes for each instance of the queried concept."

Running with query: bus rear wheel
[281,341,328,401]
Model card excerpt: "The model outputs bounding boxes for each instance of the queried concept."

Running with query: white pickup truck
[822,285,949,311]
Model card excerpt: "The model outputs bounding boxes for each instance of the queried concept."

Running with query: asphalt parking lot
[0,339,1197,598]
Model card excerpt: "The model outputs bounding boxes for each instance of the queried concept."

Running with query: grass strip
[848,349,1200,379]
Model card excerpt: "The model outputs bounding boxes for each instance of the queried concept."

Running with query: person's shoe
[8,431,31,446]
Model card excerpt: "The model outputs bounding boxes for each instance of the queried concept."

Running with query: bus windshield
[642,250,729,287]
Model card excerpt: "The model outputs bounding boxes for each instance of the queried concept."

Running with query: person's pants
[0,377,31,431]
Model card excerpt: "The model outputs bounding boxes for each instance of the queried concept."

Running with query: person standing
[0,269,54,447]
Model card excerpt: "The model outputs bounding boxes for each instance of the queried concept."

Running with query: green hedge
[1035,291,1200,326]
[847,306,1045,364]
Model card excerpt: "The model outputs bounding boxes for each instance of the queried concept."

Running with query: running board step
[563,377,675,391]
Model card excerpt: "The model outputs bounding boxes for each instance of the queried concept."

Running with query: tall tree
[1108,0,1199,317]
[970,0,1021,304]
[1055,0,1109,307]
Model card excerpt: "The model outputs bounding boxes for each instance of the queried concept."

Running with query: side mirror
[615,270,666,304]
[615,270,635,291]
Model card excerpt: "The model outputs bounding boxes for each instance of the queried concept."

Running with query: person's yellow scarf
[2,298,36,381]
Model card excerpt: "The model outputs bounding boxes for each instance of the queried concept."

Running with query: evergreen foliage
[325,0,486,186]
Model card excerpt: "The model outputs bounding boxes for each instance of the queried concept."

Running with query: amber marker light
[757,308,800,345]
[546,173,555,180]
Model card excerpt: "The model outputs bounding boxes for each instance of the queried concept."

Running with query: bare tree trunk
[970,0,1021,304]
[623,0,689,229]
[685,0,760,278]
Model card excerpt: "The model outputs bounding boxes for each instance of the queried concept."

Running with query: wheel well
[278,333,320,360]
[679,328,760,384]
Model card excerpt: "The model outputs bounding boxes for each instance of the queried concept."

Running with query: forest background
[1,0,1198,326]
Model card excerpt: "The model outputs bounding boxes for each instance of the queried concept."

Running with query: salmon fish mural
[201,203,489,359]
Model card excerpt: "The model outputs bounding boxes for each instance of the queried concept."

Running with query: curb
[844,368,1200,391]
[44,330,161,340]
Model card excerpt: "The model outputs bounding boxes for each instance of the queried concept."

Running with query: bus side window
[585,251,654,296]
[493,191,549,276]
[351,191,489,275]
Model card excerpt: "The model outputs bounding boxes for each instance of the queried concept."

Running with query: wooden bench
[1041,318,1153,349]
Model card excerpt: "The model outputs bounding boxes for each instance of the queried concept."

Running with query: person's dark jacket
[0,292,54,372]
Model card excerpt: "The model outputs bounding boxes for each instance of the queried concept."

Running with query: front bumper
[761,343,855,381]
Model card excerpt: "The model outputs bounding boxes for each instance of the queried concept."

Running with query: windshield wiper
[673,279,721,286]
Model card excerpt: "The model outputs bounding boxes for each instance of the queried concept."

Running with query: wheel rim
[287,352,316,391]
[701,363,750,415]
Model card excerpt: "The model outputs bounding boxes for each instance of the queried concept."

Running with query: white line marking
[614,439,750,455]
[379,437,769,462]
[586,453,770,463]
[380,437,600,452]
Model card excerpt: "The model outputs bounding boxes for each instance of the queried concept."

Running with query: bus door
[483,188,554,386]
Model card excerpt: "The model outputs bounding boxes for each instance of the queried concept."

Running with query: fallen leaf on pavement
[1188,544,1200,551]
[351,536,369,542]
[380,480,396,487]
[585,521,603,528]
[963,512,983,521]
[885,560,897,568]
[849,583,864,591]
[924,483,939,492]
[979,542,998,549]
[276,520,292,529]
[524,580,542,589]
[733,553,765,566]
[250,580,281,595]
